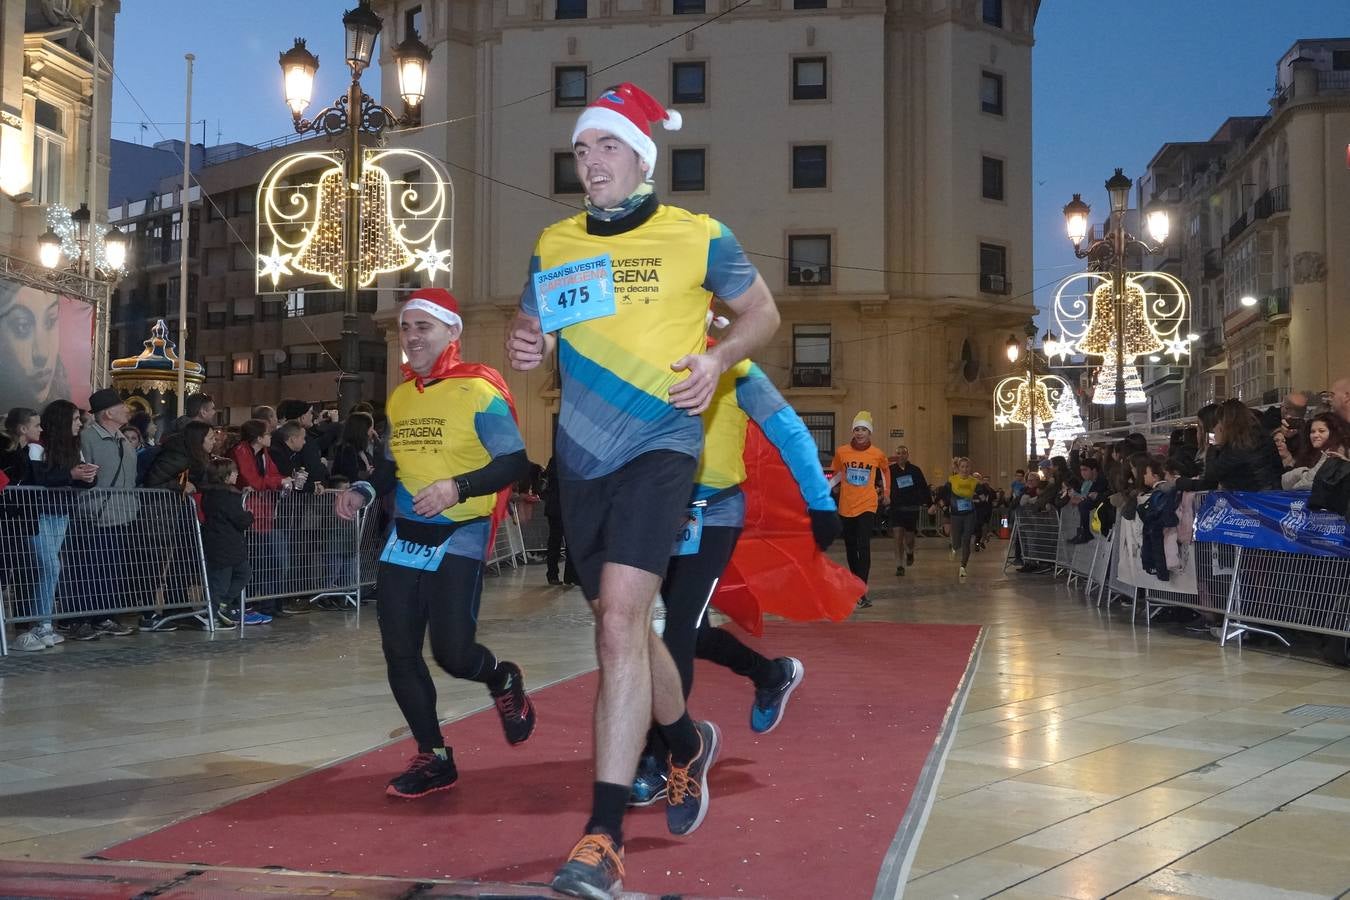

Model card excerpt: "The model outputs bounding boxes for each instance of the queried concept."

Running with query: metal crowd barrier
[516,497,551,558]
[235,490,365,632]
[1016,487,1350,652]
[1002,506,1060,572]
[486,502,529,574]
[0,486,214,654]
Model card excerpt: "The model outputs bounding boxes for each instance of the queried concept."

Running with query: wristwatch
[454,476,472,503]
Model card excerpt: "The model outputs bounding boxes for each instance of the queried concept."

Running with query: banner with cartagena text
[1195,491,1350,559]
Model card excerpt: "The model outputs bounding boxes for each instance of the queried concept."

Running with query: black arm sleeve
[459,449,530,500]
[366,452,398,498]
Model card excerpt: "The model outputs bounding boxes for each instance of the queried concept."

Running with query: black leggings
[840,512,876,586]
[661,525,741,697]
[377,554,500,753]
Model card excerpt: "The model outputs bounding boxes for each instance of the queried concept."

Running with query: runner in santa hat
[335,287,537,800]
[506,82,783,900]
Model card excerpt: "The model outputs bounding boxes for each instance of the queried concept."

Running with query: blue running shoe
[552,833,624,900]
[243,611,272,626]
[628,753,668,807]
[666,720,720,836]
[751,657,805,734]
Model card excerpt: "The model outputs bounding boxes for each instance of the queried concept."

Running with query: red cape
[402,342,517,546]
[711,421,864,635]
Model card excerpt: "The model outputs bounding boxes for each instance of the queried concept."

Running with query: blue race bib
[380,531,450,572]
[955,497,973,513]
[533,254,617,333]
[897,474,915,489]
[672,506,704,557]
[846,467,870,487]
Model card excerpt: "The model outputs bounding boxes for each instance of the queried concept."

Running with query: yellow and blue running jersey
[695,359,836,528]
[384,375,524,525]
[521,203,757,480]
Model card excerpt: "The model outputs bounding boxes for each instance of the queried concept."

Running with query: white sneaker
[32,625,63,647]
[959,566,968,579]
[12,630,45,652]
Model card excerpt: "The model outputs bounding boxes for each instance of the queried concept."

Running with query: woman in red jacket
[230,418,303,618]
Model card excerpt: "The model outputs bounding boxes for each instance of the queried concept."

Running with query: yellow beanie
[852,411,873,432]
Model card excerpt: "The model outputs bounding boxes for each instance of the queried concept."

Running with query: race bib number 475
[533,254,617,333]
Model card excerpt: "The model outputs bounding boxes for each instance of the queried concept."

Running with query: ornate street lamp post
[279,0,432,415]
[1062,169,1172,428]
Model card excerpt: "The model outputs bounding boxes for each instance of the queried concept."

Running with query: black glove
[809,508,842,552]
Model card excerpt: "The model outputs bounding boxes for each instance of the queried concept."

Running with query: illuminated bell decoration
[257,147,452,294]
[1010,378,1055,427]
[1077,279,1164,361]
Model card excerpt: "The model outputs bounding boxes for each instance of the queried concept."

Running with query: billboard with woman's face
[0,279,93,412]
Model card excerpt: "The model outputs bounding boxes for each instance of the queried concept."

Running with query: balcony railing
[1254,185,1289,219]
[790,364,832,388]
[1264,287,1291,321]
[1203,248,1223,280]
[1225,213,1248,245]
[979,273,1010,295]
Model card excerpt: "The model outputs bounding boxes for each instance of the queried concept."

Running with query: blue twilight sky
[110,1,1349,317]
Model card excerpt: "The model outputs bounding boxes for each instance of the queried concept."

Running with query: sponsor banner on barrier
[1195,491,1350,558]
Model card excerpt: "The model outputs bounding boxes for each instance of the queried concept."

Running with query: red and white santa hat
[572,82,682,179]
[400,287,462,330]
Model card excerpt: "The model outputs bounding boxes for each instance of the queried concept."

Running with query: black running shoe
[906,551,914,566]
[628,752,668,807]
[856,596,873,609]
[751,657,805,734]
[386,750,458,799]
[490,661,536,745]
[666,720,720,836]
[551,833,624,900]
[895,564,905,576]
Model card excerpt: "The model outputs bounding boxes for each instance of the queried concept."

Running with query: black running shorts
[560,450,699,602]
[890,506,920,531]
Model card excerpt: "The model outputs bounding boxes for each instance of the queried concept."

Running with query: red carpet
[101,622,980,899]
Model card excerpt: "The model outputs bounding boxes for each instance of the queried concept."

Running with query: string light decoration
[994,373,1072,431]
[1051,270,1191,364]
[45,204,127,278]
[1046,386,1086,446]
[1091,348,1147,406]
[256,147,452,294]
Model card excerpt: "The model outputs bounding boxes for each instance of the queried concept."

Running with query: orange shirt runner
[831,443,891,518]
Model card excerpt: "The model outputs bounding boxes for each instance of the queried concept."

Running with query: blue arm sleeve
[735,365,835,512]
[518,254,542,317]
[703,221,757,300]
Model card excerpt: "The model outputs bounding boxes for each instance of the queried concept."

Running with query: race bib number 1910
[533,254,617,333]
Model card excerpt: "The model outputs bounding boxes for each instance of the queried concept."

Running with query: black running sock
[658,712,701,766]
[750,656,785,691]
[585,781,629,846]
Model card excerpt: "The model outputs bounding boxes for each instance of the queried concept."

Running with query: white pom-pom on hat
[663,109,682,131]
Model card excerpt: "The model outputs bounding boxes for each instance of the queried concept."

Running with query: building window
[206,303,227,328]
[982,0,1003,27]
[404,4,424,38]
[554,66,588,108]
[673,0,705,12]
[979,242,1008,294]
[800,413,835,465]
[788,234,831,286]
[260,299,283,321]
[32,99,64,206]
[792,144,827,189]
[794,0,827,8]
[232,353,254,377]
[980,70,1004,115]
[1333,49,1350,71]
[670,148,705,192]
[262,351,280,375]
[981,155,1004,201]
[285,288,306,318]
[792,57,827,101]
[236,188,254,215]
[792,324,831,387]
[556,0,586,19]
[553,151,584,194]
[671,61,706,104]
[206,358,226,379]
[952,415,971,458]
[232,297,255,324]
